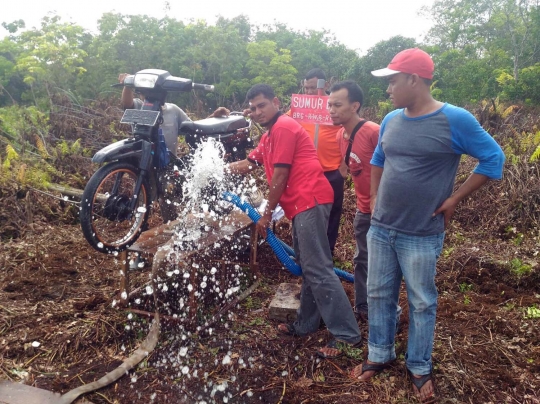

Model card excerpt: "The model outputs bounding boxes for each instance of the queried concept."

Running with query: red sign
[290,94,333,125]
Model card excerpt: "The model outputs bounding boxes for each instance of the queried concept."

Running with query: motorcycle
[80,69,252,254]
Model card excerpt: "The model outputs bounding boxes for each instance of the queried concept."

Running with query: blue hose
[222,192,354,283]
[276,238,354,283]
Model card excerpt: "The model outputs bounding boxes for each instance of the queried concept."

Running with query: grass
[524,305,540,319]
[249,317,266,326]
[459,282,473,293]
[509,258,532,277]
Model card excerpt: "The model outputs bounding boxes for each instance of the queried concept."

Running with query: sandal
[317,339,362,359]
[350,360,392,380]
[277,323,298,336]
[407,369,436,404]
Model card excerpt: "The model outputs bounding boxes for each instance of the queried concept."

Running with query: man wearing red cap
[349,48,505,403]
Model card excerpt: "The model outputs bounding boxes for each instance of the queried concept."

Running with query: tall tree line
[1,0,540,115]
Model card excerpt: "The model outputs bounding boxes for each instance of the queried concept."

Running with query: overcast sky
[2,0,435,54]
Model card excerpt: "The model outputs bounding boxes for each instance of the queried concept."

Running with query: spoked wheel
[80,162,150,253]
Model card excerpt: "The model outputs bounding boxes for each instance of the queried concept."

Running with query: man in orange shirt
[298,69,344,254]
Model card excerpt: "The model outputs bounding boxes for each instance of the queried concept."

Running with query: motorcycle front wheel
[80,162,150,253]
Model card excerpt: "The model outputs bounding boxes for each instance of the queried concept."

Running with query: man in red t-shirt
[329,80,380,323]
[228,84,361,357]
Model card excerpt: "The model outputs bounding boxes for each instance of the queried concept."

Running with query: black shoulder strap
[345,119,367,166]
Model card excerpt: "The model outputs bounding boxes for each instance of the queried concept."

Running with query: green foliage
[503,129,540,164]
[248,317,266,326]
[459,282,473,293]
[0,104,47,133]
[442,247,454,258]
[2,4,540,111]
[334,258,352,271]
[0,142,55,189]
[377,100,394,120]
[503,301,516,311]
[2,144,18,170]
[341,343,363,360]
[508,258,532,277]
[8,16,88,106]
[512,233,525,246]
[0,3,539,194]
[524,305,540,319]
[499,64,540,104]
[423,0,540,105]
[245,41,298,98]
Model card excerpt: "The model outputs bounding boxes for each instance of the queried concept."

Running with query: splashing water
[125,137,266,402]
[182,138,227,205]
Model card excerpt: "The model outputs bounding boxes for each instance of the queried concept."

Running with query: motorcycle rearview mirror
[111,74,135,88]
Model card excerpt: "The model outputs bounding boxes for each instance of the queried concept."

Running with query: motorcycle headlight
[134,73,159,89]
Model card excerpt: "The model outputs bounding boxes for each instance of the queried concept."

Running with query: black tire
[80,162,150,254]
[158,158,187,223]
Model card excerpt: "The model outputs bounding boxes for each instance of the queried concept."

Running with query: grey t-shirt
[371,103,505,236]
[132,98,190,154]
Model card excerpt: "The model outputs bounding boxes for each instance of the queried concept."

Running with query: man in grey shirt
[349,49,505,404]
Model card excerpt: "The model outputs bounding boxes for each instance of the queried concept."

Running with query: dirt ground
[1,182,540,404]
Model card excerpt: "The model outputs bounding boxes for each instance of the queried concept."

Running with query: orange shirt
[299,122,342,171]
[286,110,342,172]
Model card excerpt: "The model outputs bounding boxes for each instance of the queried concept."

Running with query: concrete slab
[0,380,93,404]
[0,380,62,404]
[268,282,301,323]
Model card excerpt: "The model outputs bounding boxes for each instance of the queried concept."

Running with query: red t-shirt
[337,121,380,214]
[248,114,334,219]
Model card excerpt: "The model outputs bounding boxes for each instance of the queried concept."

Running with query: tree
[423,0,492,50]
[0,36,23,106]
[245,40,298,99]
[9,16,88,108]
[483,0,540,80]
[254,23,360,87]
[424,0,540,80]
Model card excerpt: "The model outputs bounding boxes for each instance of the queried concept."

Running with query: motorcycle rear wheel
[80,162,150,253]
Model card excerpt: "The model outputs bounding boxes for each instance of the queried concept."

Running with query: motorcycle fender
[92,139,143,164]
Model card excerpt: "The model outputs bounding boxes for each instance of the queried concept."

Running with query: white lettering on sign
[291,95,326,110]
[290,94,332,125]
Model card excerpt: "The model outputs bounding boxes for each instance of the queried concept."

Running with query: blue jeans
[366,225,444,375]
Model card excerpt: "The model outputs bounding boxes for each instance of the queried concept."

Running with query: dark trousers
[323,169,344,254]
[292,203,361,343]
[353,211,371,313]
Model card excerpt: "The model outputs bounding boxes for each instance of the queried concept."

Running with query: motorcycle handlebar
[192,83,214,92]
[112,73,214,93]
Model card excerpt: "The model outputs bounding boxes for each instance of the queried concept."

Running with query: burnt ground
[1,183,540,404]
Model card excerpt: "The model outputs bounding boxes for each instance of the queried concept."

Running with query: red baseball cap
[371,48,434,80]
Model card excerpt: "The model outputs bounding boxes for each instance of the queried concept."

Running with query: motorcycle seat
[180,116,248,135]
